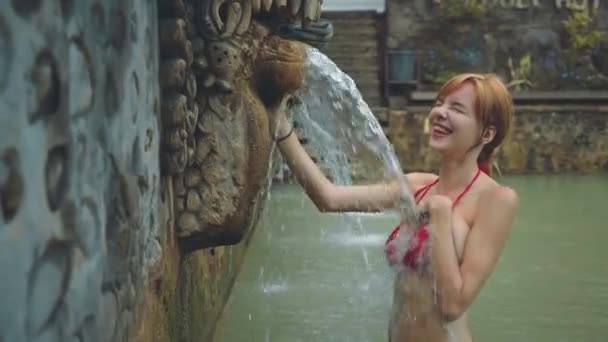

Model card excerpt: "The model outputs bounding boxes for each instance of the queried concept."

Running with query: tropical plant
[507,54,533,92]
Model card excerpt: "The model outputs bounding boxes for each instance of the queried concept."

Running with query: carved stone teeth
[219,2,241,38]
[303,0,318,26]
[262,0,273,12]
[252,0,261,14]
[211,0,228,32]
[290,0,302,16]
[236,0,252,35]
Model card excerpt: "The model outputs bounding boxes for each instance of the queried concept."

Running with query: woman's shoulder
[479,179,519,211]
[405,172,437,190]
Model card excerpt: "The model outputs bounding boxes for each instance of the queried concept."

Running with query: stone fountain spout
[159,0,330,253]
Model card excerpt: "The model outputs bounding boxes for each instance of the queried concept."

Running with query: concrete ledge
[410,90,608,103]
[403,104,608,113]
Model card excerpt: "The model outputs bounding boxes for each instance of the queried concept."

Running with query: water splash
[286,47,421,272]
[289,47,418,223]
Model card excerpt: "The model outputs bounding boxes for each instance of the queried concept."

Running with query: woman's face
[428,83,482,156]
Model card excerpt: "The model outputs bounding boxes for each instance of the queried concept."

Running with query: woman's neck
[436,156,479,195]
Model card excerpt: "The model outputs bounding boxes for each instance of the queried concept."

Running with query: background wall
[320,11,386,108]
[387,0,608,91]
[322,0,385,12]
[387,105,608,174]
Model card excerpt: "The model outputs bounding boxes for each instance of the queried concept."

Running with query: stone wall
[0,0,162,340]
[321,11,386,107]
[0,0,326,341]
[132,228,256,342]
[387,105,608,173]
[0,2,253,342]
[387,0,608,91]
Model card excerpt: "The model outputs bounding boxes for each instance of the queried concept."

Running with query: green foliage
[419,45,464,86]
[507,54,533,92]
[562,11,604,51]
[437,0,487,21]
[431,70,459,85]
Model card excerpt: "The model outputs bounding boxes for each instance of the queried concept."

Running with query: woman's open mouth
[431,123,453,138]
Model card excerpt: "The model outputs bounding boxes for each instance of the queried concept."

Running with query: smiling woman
[385,74,517,341]
[429,73,514,176]
[267,72,519,341]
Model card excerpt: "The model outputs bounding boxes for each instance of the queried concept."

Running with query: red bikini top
[385,168,482,268]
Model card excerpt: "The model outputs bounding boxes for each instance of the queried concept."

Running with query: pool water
[215,175,608,342]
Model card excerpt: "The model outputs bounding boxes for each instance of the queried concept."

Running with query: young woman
[268,73,519,341]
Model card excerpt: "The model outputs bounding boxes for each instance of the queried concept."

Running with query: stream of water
[288,47,416,223]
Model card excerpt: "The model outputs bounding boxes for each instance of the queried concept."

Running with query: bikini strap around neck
[414,178,439,204]
[414,168,482,206]
[452,168,482,206]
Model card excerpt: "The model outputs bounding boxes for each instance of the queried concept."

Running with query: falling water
[290,47,418,223]
[284,47,421,275]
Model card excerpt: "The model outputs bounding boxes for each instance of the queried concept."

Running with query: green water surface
[215,175,608,341]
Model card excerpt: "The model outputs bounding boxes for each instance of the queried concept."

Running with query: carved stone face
[159,0,322,252]
[254,35,307,107]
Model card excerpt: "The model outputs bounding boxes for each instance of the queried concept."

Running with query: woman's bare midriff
[389,271,472,342]
[388,179,476,342]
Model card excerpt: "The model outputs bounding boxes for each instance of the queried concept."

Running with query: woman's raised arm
[271,100,403,213]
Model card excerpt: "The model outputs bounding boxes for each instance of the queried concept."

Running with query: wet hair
[436,73,514,175]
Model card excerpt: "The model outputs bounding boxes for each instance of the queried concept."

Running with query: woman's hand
[426,195,452,217]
